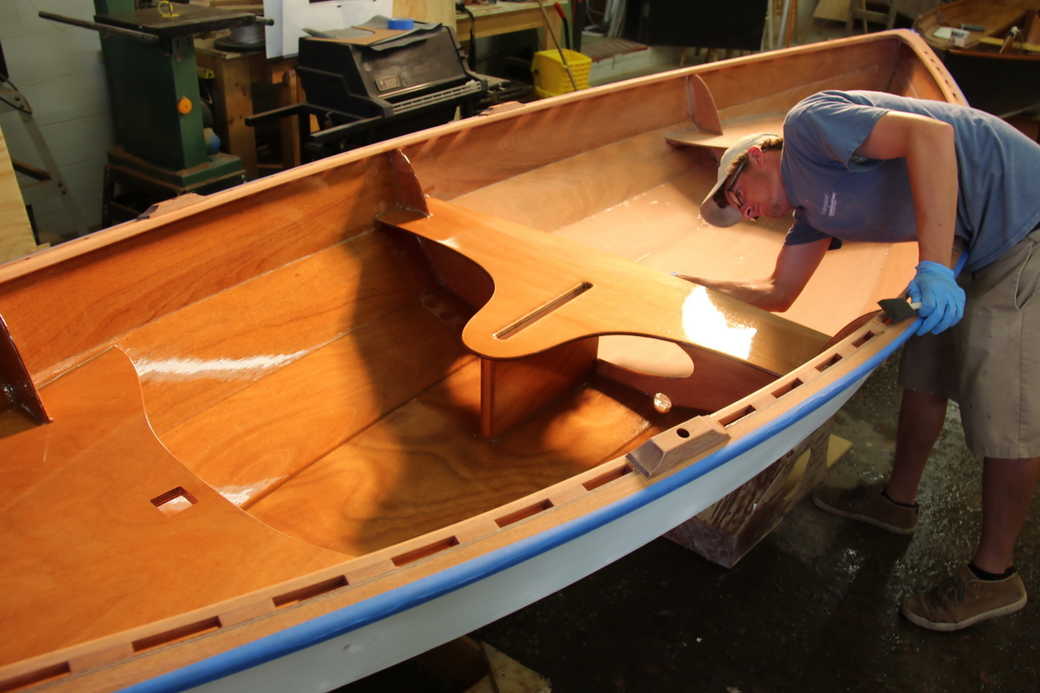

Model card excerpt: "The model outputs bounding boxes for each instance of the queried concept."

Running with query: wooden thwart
[378,197,827,371]
[665,112,787,150]
[663,73,784,150]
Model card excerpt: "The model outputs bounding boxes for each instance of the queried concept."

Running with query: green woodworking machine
[40,1,269,197]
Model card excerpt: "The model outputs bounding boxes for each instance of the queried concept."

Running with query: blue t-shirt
[781,90,1040,271]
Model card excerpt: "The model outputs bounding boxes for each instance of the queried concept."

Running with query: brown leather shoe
[901,565,1028,631]
[811,480,918,535]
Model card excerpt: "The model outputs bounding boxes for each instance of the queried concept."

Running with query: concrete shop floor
[348,353,1040,692]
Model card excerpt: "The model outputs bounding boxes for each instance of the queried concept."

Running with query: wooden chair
[847,0,898,34]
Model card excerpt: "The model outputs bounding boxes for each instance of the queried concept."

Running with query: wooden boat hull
[138,367,878,693]
[0,29,963,692]
[914,0,1040,115]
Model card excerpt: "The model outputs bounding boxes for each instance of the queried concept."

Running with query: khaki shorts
[900,227,1040,459]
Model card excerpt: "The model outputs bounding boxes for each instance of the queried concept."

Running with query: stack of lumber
[0,128,39,264]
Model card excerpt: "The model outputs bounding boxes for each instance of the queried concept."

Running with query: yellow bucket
[531,49,591,97]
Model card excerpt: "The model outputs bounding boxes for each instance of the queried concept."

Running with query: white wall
[0,0,113,240]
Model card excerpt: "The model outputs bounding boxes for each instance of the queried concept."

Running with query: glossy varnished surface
[380,197,828,371]
[452,131,917,338]
[114,229,473,508]
[0,349,342,666]
[247,372,689,556]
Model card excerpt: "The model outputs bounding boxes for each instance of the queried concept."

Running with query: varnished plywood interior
[246,373,693,556]
[0,349,343,666]
[101,217,689,558]
[113,69,914,555]
[453,126,914,337]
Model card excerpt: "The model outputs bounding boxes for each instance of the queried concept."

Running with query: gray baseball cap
[699,132,779,227]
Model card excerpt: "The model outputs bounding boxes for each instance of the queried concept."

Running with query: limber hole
[151,486,197,517]
[0,662,71,692]
[583,464,632,491]
[720,405,756,428]
[273,575,349,608]
[852,331,876,348]
[676,428,690,438]
[772,378,804,398]
[132,617,221,652]
[392,536,460,567]
[495,499,554,528]
[815,353,843,372]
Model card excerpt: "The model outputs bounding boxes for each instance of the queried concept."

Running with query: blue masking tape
[388,18,415,30]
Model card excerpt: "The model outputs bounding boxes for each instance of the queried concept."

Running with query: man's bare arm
[676,237,829,312]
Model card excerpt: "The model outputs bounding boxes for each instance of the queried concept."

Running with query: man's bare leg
[973,456,1040,573]
[885,389,948,505]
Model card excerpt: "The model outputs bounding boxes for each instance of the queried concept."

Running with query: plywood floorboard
[553,176,910,336]
[158,300,473,508]
[247,365,681,557]
[1,349,343,666]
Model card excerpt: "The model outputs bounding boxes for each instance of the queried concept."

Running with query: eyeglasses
[723,158,754,220]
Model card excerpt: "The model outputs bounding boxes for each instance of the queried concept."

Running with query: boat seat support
[0,313,49,427]
[379,150,827,433]
[664,73,785,152]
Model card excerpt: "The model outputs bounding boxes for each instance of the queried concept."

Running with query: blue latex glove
[906,260,965,335]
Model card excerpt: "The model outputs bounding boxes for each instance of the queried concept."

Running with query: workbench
[455,1,568,51]
[197,3,570,177]
[195,41,303,179]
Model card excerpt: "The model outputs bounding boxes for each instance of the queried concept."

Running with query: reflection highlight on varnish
[131,351,310,381]
[215,477,287,506]
[680,286,756,360]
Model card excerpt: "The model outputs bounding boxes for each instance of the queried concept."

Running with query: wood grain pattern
[0,317,909,692]
[480,337,598,438]
[0,348,342,667]
[597,343,780,412]
[688,73,723,135]
[0,156,394,378]
[247,367,678,556]
[453,127,700,234]
[380,198,828,372]
[118,229,438,434]
[158,302,473,508]
[393,0,457,29]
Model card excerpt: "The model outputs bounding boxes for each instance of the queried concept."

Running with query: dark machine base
[102,147,245,226]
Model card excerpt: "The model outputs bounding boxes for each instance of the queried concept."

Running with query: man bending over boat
[680,89,1040,632]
